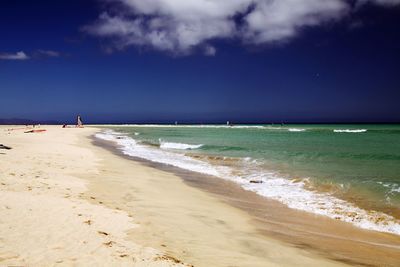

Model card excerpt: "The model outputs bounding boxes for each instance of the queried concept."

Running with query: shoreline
[85,132,347,267]
[92,128,400,266]
[1,125,399,266]
[94,126,400,236]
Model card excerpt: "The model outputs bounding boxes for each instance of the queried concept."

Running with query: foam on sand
[96,130,400,236]
[96,131,222,177]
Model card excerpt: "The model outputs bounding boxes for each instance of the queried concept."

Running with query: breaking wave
[333,129,367,133]
[95,129,400,236]
[288,128,306,132]
[159,139,203,150]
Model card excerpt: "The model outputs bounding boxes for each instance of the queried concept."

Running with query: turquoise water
[97,124,400,234]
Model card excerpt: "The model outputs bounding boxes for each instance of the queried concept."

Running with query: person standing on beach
[76,115,83,128]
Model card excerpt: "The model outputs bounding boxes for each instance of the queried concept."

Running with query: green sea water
[101,124,400,232]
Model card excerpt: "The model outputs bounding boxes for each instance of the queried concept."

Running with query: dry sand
[0,125,393,266]
[0,126,186,266]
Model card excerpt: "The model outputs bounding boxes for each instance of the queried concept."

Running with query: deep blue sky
[0,0,399,123]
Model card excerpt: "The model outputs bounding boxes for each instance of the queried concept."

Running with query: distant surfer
[77,115,83,128]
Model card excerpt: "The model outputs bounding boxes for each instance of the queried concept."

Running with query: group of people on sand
[62,115,84,128]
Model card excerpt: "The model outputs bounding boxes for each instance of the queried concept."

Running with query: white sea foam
[95,130,400,236]
[159,139,203,150]
[288,128,306,132]
[95,131,225,177]
[377,182,400,195]
[333,129,367,133]
[95,130,119,141]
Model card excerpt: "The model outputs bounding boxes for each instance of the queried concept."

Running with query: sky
[0,0,399,124]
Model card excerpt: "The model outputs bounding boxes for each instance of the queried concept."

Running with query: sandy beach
[0,126,188,266]
[0,125,399,266]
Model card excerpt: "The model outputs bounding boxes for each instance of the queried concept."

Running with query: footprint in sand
[103,241,115,247]
[98,231,109,236]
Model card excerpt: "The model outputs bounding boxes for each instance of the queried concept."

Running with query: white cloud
[0,50,61,60]
[243,0,348,44]
[0,51,29,60]
[83,0,400,55]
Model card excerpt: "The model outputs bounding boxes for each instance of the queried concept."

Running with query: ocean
[95,124,400,235]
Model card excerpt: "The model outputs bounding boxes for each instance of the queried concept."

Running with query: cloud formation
[83,0,400,55]
[0,50,61,61]
[0,51,29,60]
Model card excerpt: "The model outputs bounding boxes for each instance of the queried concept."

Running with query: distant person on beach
[76,115,83,128]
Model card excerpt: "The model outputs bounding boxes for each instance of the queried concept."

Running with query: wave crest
[159,139,203,150]
[96,129,400,236]
[334,129,367,133]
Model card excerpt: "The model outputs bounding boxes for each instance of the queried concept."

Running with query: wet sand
[86,139,346,267]
[93,134,400,267]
